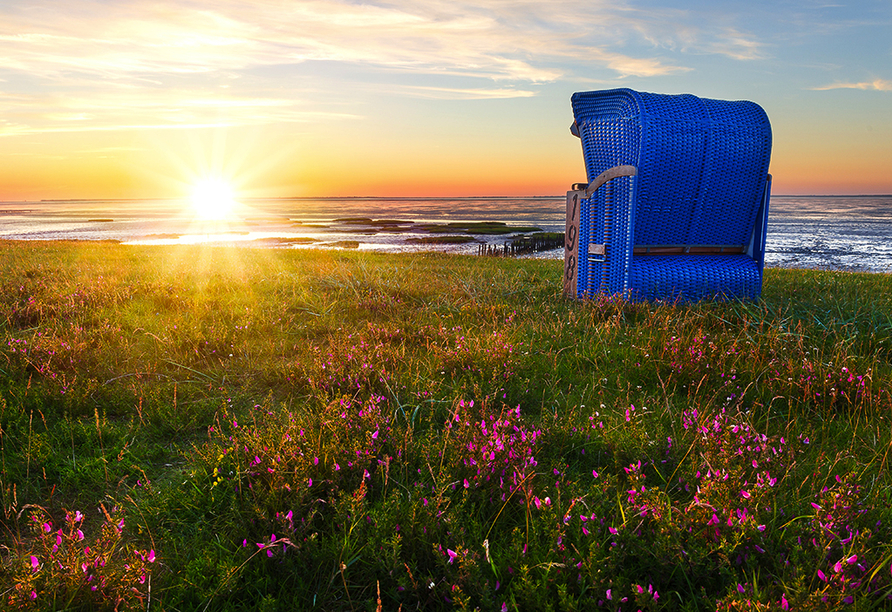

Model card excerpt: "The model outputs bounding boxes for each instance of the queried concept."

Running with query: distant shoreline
[1,195,889,273]
[1,193,886,204]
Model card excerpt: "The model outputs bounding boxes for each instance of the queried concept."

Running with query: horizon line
[3,193,891,204]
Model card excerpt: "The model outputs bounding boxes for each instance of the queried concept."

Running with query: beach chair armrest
[584,165,638,197]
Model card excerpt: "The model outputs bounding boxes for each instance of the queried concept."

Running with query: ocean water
[765,196,892,273]
[0,195,889,273]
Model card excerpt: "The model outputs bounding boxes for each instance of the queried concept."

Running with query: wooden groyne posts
[477,232,565,257]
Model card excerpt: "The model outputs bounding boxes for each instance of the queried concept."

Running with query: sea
[0,195,890,273]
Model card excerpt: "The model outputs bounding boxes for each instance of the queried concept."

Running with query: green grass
[0,240,890,611]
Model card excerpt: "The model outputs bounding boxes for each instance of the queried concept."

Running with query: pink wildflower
[30,556,39,571]
[447,549,458,564]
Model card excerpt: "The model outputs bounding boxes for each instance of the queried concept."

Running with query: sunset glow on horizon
[1,1,890,201]
[190,178,238,220]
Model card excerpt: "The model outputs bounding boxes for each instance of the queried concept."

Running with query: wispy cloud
[813,79,892,91]
[400,86,537,100]
[0,1,699,82]
[0,0,769,135]
[703,28,767,61]
[0,87,360,137]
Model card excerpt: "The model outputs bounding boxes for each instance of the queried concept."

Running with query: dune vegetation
[0,240,890,611]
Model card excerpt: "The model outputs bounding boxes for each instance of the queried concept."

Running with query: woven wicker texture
[570,88,772,301]
[628,255,762,301]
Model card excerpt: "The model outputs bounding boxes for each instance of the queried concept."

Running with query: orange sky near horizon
[1,1,890,201]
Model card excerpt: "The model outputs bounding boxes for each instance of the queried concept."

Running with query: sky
[1,0,890,200]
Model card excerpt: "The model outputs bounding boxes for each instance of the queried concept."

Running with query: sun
[190,178,237,220]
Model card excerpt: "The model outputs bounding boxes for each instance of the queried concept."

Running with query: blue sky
[0,0,890,199]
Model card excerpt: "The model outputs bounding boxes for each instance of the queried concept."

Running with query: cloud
[0,0,766,135]
[600,53,690,78]
[703,28,767,61]
[400,86,537,100]
[0,0,694,83]
[813,79,892,91]
[0,87,360,137]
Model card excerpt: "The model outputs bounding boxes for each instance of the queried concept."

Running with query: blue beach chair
[563,89,772,301]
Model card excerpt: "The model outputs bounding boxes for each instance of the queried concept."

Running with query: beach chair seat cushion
[629,254,761,301]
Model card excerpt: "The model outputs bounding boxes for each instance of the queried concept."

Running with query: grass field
[0,240,890,611]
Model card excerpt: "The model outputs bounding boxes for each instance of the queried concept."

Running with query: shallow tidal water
[0,195,889,273]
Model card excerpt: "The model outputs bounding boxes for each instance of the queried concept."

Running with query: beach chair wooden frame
[563,88,772,302]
